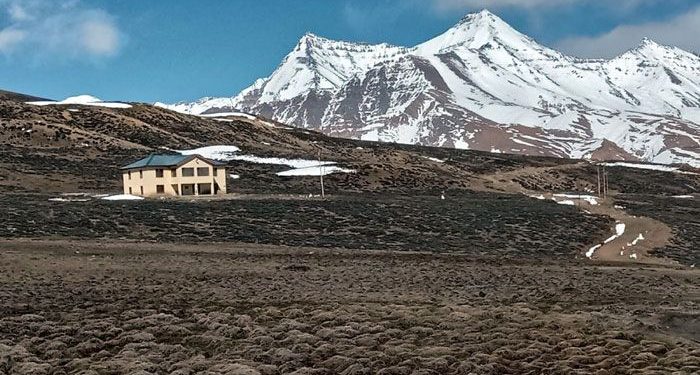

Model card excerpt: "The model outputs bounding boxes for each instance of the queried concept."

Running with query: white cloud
[7,2,31,21]
[555,5,700,58]
[0,27,25,50]
[0,0,123,59]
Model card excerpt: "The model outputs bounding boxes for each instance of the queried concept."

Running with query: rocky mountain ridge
[164,10,696,166]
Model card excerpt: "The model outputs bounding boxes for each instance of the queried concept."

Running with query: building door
[198,183,212,195]
[181,184,195,196]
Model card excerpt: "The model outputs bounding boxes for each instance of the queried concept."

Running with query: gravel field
[0,240,698,374]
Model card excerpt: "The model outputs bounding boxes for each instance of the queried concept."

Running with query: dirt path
[477,163,674,264]
[581,200,672,263]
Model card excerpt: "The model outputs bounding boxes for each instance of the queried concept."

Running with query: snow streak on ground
[587,223,626,259]
[555,200,576,206]
[277,166,355,177]
[628,234,645,247]
[604,223,626,244]
[420,156,445,163]
[553,194,598,205]
[48,197,90,202]
[178,145,355,177]
[28,95,132,109]
[586,245,602,259]
[599,162,687,173]
[178,145,241,160]
[198,112,257,120]
[101,194,144,201]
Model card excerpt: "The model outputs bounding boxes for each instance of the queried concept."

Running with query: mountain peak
[456,9,502,27]
[638,37,661,49]
[622,37,675,58]
[416,9,532,54]
[298,32,328,46]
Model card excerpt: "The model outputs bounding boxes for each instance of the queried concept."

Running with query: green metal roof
[121,154,191,170]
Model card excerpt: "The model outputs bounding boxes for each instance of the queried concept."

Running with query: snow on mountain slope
[160,10,700,167]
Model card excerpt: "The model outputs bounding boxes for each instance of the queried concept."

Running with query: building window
[156,185,164,194]
[198,183,212,195]
[128,171,131,180]
[129,187,132,194]
[140,186,144,195]
[197,167,209,176]
[171,169,177,177]
[156,169,164,178]
[139,170,143,179]
[182,168,194,177]
[213,168,218,176]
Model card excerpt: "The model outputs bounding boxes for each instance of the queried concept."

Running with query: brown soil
[475,162,678,265]
[0,240,698,374]
[583,201,673,264]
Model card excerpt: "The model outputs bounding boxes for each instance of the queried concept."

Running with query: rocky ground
[0,192,611,258]
[1,91,699,373]
[615,195,700,266]
[0,241,698,374]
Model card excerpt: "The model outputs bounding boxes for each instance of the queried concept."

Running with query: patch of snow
[230,174,240,179]
[178,145,241,160]
[232,155,336,168]
[199,111,257,120]
[556,200,576,206]
[178,145,354,175]
[421,156,445,163]
[604,223,626,244]
[277,166,355,177]
[586,244,602,258]
[101,194,144,201]
[453,139,469,150]
[671,195,694,199]
[629,253,638,260]
[48,197,90,202]
[599,162,681,173]
[530,194,546,200]
[553,193,598,205]
[28,95,132,109]
[630,233,645,246]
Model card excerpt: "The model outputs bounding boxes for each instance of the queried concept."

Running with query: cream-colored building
[121,154,227,197]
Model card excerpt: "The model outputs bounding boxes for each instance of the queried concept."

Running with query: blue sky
[1,0,699,103]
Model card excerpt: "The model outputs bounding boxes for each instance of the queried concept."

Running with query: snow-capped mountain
[159,10,700,167]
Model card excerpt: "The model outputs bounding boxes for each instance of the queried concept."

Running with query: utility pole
[602,165,608,199]
[318,149,325,198]
[605,169,608,198]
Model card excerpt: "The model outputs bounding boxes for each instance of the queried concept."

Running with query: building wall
[122,157,227,197]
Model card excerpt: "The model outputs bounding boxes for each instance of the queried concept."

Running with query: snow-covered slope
[161,10,700,167]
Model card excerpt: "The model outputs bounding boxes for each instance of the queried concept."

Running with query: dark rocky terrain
[0,192,611,258]
[1,90,699,373]
[0,241,698,374]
